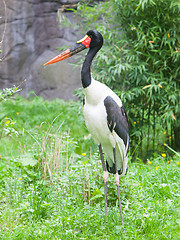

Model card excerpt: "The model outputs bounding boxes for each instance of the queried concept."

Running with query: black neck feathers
[81,30,103,88]
[81,47,98,88]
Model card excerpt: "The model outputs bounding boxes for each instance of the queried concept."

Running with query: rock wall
[0,0,83,100]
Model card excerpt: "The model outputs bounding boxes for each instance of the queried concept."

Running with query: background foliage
[75,0,180,160]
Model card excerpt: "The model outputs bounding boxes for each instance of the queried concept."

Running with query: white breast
[84,79,122,107]
[83,100,111,144]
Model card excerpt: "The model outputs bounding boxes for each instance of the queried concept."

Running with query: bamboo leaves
[75,0,180,157]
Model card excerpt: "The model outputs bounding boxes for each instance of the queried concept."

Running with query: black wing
[104,96,129,148]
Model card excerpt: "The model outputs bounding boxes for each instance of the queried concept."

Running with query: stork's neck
[81,47,99,88]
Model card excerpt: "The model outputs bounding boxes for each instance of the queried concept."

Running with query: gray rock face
[0,0,82,100]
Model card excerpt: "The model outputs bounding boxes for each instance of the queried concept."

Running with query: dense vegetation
[0,95,179,239]
[0,0,179,239]
[74,0,180,159]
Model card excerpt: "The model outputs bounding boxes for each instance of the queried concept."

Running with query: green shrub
[75,0,180,160]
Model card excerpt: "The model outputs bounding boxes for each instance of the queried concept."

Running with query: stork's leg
[113,147,124,227]
[99,144,108,221]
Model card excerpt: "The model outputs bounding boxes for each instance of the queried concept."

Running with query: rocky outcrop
[0,0,83,100]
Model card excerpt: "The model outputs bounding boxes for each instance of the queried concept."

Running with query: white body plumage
[83,79,128,176]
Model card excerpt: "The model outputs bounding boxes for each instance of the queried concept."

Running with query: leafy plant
[0,86,21,102]
[73,0,180,160]
[0,85,23,139]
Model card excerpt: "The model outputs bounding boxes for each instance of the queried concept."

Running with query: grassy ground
[0,96,180,239]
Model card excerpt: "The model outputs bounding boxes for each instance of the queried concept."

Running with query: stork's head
[86,30,103,49]
[44,30,103,66]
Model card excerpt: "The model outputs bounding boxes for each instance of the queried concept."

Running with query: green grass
[0,96,180,239]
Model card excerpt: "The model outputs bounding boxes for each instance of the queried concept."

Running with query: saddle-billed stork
[44,30,129,225]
